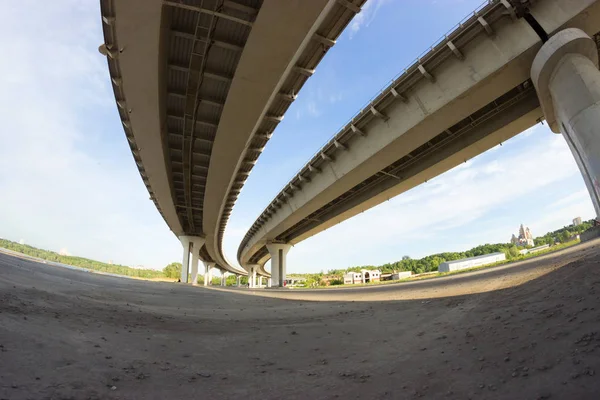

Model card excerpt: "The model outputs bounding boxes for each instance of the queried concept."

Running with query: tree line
[0,239,163,279]
[293,220,594,281]
[2,220,592,284]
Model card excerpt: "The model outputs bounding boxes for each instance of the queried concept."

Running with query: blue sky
[0,0,594,273]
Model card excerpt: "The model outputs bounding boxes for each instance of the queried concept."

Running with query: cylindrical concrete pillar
[221,270,226,287]
[179,236,191,283]
[190,250,200,286]
[247,264,259,288]
[203,261,215,286]
[266,243,292,287]
[532,28,600,218]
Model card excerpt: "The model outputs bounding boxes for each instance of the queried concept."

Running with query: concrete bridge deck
[100,0,365,278]
[238,0,600,282]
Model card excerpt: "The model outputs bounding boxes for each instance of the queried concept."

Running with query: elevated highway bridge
[99,0,365,285]
[238,0,600,286]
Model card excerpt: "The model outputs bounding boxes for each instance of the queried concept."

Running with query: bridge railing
[298,0,496,174]
[240,0,505,256]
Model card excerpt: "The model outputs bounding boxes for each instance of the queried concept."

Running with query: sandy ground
[1,241,600,399]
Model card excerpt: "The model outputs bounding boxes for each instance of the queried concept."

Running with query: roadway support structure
[532,28,600,218]
[266,243,292,287]
[236,275,242,287]
[247,264,259,288]
[221,270,226,287]
[203,261,215,286]
[179,236,205,284]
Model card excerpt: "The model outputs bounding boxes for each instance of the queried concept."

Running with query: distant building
[344,272,362,285]
[573,217,582,226]
[391,271,412,280]
[511,224,534,247]
[360,269,381,283]
[343,270,381,284]
[519,244,550,255]
[284,277,306,287]
[438,252,506,273]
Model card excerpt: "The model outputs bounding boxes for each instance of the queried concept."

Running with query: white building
[438,252,506,273]
[391,271,412,280]
[343,270,382,284]
[573,217,582,226]
[519,244,550,255]
[344,272,362,285]
[360,269,381,283]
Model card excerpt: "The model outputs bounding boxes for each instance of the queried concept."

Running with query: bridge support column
[221,270,226,287]
[247,264,259,288]
[266,243,292,287]
[203,261,215,286]
[532,28,600,218]
[179,236,204,284]
[236,275,241,287]
[179,236,192,283]
[189,237,205,286]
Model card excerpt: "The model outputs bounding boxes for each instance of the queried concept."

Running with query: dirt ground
[1,241,600,400]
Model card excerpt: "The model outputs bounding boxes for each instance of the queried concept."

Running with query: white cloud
[0,2,180,269]
[349,0,390,39]
[306,101,320,117]
[329,93,344,104]
[546,189,588,210]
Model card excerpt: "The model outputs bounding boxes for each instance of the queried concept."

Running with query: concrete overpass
[238,0,600,286]
[99,0,365,285]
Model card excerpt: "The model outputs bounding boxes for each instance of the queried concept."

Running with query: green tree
[163,262,182,279]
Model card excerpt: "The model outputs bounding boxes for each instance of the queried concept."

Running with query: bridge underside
[102,0,366,274]
[239,0,600,270]
[246,80,544,265]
